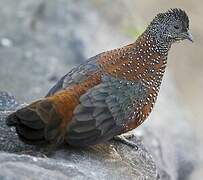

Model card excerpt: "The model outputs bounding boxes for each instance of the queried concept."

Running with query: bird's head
[147,8,193,44]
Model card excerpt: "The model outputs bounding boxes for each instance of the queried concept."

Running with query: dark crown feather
[167,8,189,28]
[155,8,189,29]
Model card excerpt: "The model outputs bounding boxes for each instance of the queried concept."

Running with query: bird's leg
[113,133,138,150]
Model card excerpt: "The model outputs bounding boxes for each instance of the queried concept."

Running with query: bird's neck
[141,29,172,56]
[144,26,172,55]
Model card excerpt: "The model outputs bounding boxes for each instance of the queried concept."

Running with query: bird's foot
[113,134,138,150]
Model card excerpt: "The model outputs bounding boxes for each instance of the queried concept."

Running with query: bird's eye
[174,25,179,29]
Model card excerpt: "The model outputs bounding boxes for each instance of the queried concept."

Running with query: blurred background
[0,0,202,179]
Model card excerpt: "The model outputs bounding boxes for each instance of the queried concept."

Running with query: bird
[6,9,193,148]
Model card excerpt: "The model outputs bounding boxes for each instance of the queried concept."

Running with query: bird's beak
[182,31,194,42]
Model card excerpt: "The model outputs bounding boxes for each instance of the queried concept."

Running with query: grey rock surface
[0,92,19,111]
[0,0,198,180]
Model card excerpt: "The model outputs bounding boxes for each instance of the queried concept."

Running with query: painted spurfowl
[6,9,193,148]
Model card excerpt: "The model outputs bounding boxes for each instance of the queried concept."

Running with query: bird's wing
[46,55,100,96]
[46,41,144,97]
[66,75,146,146]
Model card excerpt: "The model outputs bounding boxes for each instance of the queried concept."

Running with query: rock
[0,146,155,180]
[0,91,19,111]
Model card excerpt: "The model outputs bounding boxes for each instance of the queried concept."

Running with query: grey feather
[74,113,94,121]
[92,107,105,117]
[47,54,100,96]
[65,75,147,146]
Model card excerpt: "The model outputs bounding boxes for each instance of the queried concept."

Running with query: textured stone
[0,91,19,111]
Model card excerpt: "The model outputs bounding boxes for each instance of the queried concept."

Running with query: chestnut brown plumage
[6,9,193,147]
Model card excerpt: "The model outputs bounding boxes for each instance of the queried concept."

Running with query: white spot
[1,38,13,47]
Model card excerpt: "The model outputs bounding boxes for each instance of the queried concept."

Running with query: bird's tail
[6,91,75,145]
